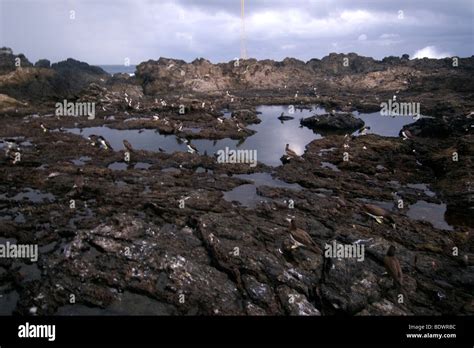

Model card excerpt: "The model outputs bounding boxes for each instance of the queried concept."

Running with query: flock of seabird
[2,107,411,292]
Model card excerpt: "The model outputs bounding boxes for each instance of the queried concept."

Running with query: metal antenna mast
[241,0,247,59]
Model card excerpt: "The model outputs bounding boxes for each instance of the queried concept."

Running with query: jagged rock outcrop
[0,47,33,74]
[135,53,474,97]
[34,59,51,68]
[301,113,364,131]
[0,47,472,316]
[0,50,108,103]
[0,47,473,118]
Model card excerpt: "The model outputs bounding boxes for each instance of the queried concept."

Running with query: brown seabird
[123,139,134,153]
[285,144,298,158]
[98,136,113,150]
[384,245,403,287]
[288,219,321,254]
[363,203,393,225]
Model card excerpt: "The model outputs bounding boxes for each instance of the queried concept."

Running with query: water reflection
[407,200,453,230]
[65,105,419,167]
[223,172,302,207]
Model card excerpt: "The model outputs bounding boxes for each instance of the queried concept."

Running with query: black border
[0,315,472,346]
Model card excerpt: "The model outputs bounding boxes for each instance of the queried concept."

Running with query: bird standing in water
[357,125,371,135]
[186,141,199,154]
[123,139,134,153]
[97,136,113,150]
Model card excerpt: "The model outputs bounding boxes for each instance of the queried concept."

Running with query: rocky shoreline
[0,48,472,316]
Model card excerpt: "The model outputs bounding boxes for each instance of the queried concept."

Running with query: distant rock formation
[135,52,474,95]
[0,46,473,117]
[51,58,108,76]
[35,59,51,68]
[0,48,108,102]
[0,47,33,74]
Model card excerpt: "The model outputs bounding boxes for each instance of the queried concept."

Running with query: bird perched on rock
[284,144,304,162]
[4,139,20,162]
[235,121,245,132]
[72,168,84,196]
[123,139,134,153]
[174,122,183,132]
[384,245,403,287]
[87,134,99,147]
[357,125,371,135]
[401,129,413,141]
[40,123,49,133]
[186,140,199,154]
[363,203,394,225]
[285,144,298,158]
[287,219,321,254]
[66,168,84,198]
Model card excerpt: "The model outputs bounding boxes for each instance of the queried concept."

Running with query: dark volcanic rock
[48,58,109,98]
[0,49,473,317]
[401,115,471,138]
[300,113,364,131]
[0,47,33,74]
[34,59,51,68]
[311,52,381,75]
[51,58,108,76]
[0,57,109,102]
[1,49,473,119]
[231,109,261,124]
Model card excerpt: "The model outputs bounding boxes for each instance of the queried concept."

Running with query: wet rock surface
[0,48,472,316]
[301,113,364,131]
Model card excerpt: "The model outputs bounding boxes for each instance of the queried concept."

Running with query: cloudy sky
[1,0,473,65]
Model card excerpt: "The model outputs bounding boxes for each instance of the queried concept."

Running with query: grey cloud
[0,0,472,64]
